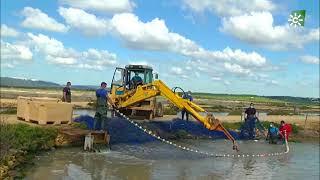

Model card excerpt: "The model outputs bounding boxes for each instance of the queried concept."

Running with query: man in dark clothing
[62,82,71,103]
[181,91,193,121]
[245,103,256,119]
[245,103,257,139]
[94,82,115,131]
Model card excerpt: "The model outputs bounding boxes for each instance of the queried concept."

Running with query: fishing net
[74,115,239,144]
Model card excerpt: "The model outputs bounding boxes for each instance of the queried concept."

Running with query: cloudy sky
[1,0,319,97]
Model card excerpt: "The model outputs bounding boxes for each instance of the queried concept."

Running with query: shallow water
[25,140,319,180]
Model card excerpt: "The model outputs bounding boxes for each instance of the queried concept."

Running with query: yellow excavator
[109,65,238,150]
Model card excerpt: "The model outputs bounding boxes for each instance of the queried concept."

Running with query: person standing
[244,103,257,139]
[62,82,72,103]
[181,91,193,121]
[94,82,115,131]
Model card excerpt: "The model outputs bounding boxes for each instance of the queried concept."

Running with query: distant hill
[0,77,97,90]
[0,77,61,88]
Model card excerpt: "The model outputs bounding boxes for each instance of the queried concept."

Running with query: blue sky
[1,0,319,97]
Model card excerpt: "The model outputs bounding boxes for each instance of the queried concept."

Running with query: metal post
[304,113,308,137]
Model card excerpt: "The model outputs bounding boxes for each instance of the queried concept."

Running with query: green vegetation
[193,92,319,106]
[299,105,310,110]
[71,122,88,129]
[267,110,298,115]
[163,104,179,115]
[267,96,319,105]
[228,110,242,115]
[0,123,58,178]
[206,105,232,112]
[0,108,17,114]
[221,122,243,130]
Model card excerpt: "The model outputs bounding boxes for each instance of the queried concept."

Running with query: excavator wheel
[155,102,164,117]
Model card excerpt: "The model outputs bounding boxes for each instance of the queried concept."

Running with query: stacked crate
[17,96,73,125]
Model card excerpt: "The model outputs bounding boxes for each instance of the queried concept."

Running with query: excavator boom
[113,80,238,150]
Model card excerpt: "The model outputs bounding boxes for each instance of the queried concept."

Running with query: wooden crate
[17,96,73,125]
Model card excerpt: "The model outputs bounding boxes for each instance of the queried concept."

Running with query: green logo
[288,10,306,27]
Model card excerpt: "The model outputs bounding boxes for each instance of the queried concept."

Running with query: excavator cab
[111,65,154,93]
[126,65,153,89]
[110,65,163,119]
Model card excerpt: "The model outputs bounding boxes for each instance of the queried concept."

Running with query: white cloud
[224,80,231,85]
[211,77,221,81]
[82,48,117,66]
[1,63,14,68]
[300,55,320,65]
[109,13,267,68]
[182,0,276,17]
[220,12,319,50]
[224,62,251,75]
[1,24,20,37]
[1,40,33,61]
[170,67,184,75]
[21,7,68,32]
[187,47,267,67]
[46,55,77,65]
[169,66,190,80]
[27,33,68,56]
[195,71,200,78]
[27,33,117,69]
[59,9,269,76]
[58,7,109,36]
[110,13,173,50]
[270,80,279,85]
[59,0,135,14]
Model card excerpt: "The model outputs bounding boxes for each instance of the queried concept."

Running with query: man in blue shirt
[181,91,193,121]
[94,82,114,131]
[131,72,143,88]
[267,122,279,144]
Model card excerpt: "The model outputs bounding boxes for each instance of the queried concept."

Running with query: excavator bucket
[206,113,239,151]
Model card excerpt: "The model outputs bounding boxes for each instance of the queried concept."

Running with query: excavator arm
[114,80,239,150]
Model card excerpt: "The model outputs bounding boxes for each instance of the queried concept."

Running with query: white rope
[114,109,290,158]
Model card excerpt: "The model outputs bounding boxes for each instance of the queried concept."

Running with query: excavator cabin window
[127,69,153,89]
[111,68,125,95]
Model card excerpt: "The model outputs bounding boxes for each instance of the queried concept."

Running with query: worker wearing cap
[62,82,72,103]
[181,91,193,121]
[94,82,115,131]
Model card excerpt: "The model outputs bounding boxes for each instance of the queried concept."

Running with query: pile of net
[74,115,239,144]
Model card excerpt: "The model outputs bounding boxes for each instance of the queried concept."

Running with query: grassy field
[1,86,319,114]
